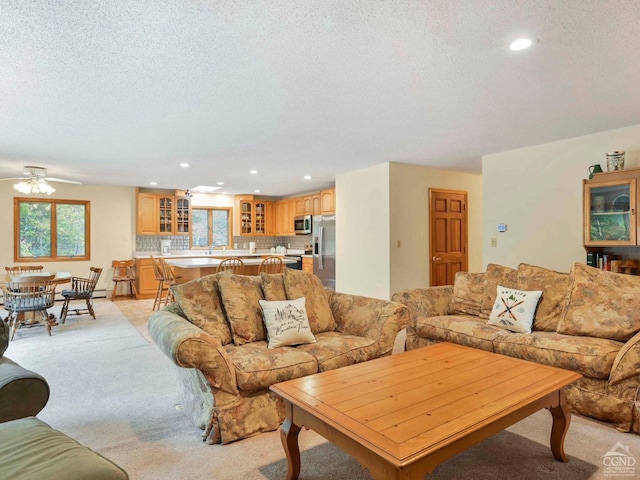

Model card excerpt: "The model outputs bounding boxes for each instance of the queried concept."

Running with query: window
[191,207,232,248]
[14,198,90,261]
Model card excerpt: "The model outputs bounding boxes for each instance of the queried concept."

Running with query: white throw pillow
[259,297,316,348]
[487,285,543,334]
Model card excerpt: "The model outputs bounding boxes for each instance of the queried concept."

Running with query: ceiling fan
[0,166,81,195]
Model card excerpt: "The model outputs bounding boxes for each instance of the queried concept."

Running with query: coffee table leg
[548,391,571,462]
[280,417,302,480]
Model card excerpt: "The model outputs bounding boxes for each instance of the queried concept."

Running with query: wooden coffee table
[270,342,582,480]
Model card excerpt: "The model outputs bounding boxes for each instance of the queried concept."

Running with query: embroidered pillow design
[487,285,542,334]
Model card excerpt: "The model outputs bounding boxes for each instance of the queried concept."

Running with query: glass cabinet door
[584,180,636,245]
[176,197,190,234]
[158,196,173,233]
[255,202,266,234]
[241,201,252,235]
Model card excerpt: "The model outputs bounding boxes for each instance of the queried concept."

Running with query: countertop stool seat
[0,417,129,480]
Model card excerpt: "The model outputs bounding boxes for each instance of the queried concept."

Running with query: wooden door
[429,189,468,286]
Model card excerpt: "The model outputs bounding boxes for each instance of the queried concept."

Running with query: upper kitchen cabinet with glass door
[583,172,637,246]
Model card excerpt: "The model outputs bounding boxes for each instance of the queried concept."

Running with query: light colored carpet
[4,299,640,480]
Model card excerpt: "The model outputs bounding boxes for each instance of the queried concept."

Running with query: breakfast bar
[165,256,297,282]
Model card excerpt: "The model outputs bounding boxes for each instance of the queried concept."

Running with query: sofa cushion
[283,268,337,334]
[170,274,233,345]
[0,417,129,480]
[480,264,518,319]
[295,331,376,372]
[517,263,570,332]
[487,285,542,334]
[260,272,287,301]
[448,271,484,316]
[412,314,511,352]
[259,297,316,348]
[225,341,317,391]
[558,263,640,342]
[217,272,266,345]
[493,331,623,379]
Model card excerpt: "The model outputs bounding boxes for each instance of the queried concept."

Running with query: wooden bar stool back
[111,260,138,301]
[150,256,168,311]
[158,258,180,308]
[257,256,284,274]
[216,257,244,274]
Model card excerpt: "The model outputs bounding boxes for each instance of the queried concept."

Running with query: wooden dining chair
[59,267,103,323]
[257,256,284,274]
[216,257,244,274]
[2,275,56,340]
[5,266,44,275]
[111,260,138,301]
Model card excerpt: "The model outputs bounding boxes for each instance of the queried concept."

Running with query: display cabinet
[158,195,173,234]
[176,197,190,234]
[236,197,273,236]
[136,189,190,236]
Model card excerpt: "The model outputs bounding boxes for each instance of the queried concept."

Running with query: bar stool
[216,257,244,274]
[111,260,138,301]
[257,256,284,274]
[150,256,168,311]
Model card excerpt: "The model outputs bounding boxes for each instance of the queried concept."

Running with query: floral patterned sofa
[392,262,640,434]
[148,268,409,444]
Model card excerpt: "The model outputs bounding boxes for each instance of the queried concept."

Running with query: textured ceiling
[1,0,639,196]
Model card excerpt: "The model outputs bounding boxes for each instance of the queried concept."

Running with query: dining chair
[111,260,138,301]
[4,266,44,275]
[257,256,284,274]
[59,267,103,323]
[216,257,244,274]
[2,275,56,340]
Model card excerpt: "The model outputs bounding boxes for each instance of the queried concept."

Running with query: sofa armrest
[392,285,454,324]
[148,310,239,402]
[329,292,410,357]
[609,330,640,386]
[0,357,49,423]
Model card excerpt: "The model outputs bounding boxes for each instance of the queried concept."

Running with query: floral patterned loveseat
[148,268,409,444]
[392,262,640,434]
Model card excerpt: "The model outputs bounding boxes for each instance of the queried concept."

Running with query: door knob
[432,256,441,261]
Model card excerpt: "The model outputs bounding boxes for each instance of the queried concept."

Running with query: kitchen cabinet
[312,193,321,215]
[303,195,313,214]
[302,256,313,273]
[295,197,306,215]
[320,188,335,214]
[137,192,158,235]
[236,196,273,236]
[135,258,157,299]
[136,189,190,236]
[275,199,296,236]
[583,169,638,246]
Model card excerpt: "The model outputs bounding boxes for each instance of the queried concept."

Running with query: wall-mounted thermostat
[497,223,507,232]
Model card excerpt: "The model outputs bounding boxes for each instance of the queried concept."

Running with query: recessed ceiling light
[509,37,536,51]
[149,181,157,185]
[254,189,260,193]
[303,175,312,180]
[249,170,258,174]
[180,162,190,168]
[217,181,225,185]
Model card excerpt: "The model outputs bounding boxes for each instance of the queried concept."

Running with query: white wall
[482,123,640,271]
[336,161,483,300]
[0,182,136,293]
[336,163,390,299]
[389,162,483,293]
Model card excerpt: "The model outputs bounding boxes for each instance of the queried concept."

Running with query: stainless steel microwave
[294,215,312,235]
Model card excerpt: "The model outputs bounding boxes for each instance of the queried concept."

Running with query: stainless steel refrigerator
[312,214,335,290]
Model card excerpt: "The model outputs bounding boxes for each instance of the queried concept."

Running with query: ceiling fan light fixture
[13,178,55,195]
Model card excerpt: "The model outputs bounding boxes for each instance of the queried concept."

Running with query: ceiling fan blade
[0,177,28,181]
[45,177,82,185]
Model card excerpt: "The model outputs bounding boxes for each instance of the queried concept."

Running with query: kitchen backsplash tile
[135,235,312,252]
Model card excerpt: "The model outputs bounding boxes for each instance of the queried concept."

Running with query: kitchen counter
[133,249,305,259]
